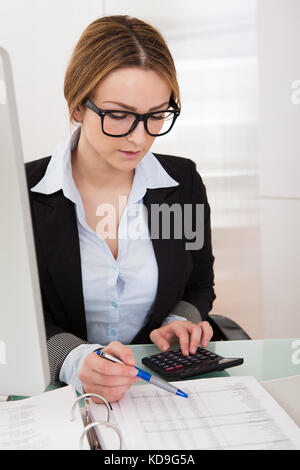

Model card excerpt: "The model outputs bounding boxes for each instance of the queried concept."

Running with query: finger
[150,328,171,352]
[105,341,136,366]
[165,321,196,356]
[189,324,202,354]
[199,321,213,348]
[92,352,137,378]
[89,370,139,387]
[176,326,190,357]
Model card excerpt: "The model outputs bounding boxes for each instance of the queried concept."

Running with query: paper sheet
[91,376,300,450]
[0,385,84,450]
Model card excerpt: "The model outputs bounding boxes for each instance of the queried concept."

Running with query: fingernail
[130,368,138,376]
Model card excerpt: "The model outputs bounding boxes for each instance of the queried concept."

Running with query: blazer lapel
[32,191,87,339]
[143,185,189,332]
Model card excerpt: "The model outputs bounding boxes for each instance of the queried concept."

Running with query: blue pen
[96,350,188,398]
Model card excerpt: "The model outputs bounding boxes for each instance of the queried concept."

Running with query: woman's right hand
[78,341,139,403]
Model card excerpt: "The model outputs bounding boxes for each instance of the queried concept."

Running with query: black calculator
[142,346,244,380]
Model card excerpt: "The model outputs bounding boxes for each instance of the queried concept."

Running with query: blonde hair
[64,15,181,123]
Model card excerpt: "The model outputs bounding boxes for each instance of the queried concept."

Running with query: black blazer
[25,153,216,348]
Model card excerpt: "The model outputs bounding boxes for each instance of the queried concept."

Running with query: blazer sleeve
[34,231,89,383]
[181,160,216,320]
[25,159,89,383]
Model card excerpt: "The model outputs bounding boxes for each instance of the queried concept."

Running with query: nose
[127,120,148,145]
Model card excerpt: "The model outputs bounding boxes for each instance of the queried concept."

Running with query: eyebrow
[101,101,170,111]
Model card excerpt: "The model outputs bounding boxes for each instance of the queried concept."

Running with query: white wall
[104,0,263,339]
[0,0,103,162]
[0,0,264,338]
[257,0,300,337]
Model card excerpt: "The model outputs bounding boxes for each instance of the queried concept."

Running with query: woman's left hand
[150,320,214,356]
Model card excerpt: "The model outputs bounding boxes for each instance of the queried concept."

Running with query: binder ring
[70,393,111,423]
[80,420,123,450]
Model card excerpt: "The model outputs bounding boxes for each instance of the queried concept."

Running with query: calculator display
[142,346,243,380]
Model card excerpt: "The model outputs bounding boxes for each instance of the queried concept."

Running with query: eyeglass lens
[103,111,175,136]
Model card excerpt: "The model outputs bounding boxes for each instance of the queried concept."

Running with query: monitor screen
[0,47,50,397]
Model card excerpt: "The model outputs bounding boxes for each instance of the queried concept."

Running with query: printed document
[90,375,300,450]
[0,386,83,450]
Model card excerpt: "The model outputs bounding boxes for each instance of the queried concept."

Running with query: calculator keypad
[142,346,221,379]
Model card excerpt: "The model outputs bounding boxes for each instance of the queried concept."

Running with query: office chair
[208,314,251,341]
[171,301,251,341]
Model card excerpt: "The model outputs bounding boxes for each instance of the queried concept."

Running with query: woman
[25,15,216,402]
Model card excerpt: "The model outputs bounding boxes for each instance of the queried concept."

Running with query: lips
[119,149,141,159]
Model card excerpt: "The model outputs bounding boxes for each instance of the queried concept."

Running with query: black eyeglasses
[84,98,180,137]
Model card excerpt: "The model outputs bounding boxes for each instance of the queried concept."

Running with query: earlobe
[74,104,85,122]
[74,105,83,123]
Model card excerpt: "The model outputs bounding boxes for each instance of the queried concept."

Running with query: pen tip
[176,390,189,398]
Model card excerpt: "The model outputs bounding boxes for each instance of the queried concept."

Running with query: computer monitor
[0,47,50,396]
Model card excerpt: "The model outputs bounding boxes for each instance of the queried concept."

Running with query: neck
[71,135,134,191]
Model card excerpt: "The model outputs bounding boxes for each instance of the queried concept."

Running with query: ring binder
[80,420,123,450]
[70,392,122,450]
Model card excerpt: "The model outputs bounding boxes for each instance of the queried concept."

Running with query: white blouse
[31,127,185,392]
